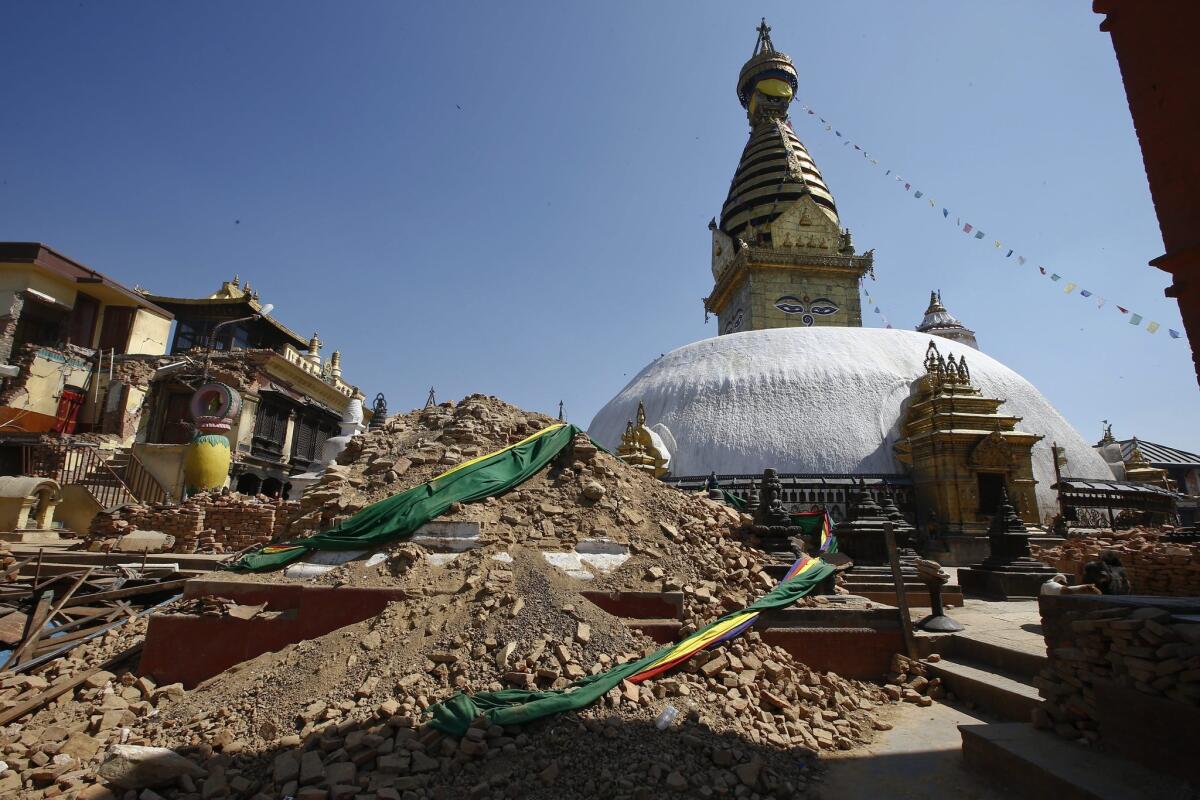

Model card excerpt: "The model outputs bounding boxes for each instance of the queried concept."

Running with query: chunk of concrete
[114,531,176,553]
[98,745,206,788]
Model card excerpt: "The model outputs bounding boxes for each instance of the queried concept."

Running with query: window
[252,400,290,461]
[12,296,68,351]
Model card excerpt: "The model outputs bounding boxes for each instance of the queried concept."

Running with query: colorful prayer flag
[1063,283,1076,293]
[1130,313,1143,325]
[904,183,911,190]
[1097,298,1106,309]
[807,109,815,115]
[994,240,1001,248]
[943,209,950,218]
[1050,274,1061,281]
[1169,329,1182,339]
[1080,290,1092,298]
[974,231,985,239]
[874,307,881,313]
[1039,266,1047,275]
[914,190,923,198]
[1117,306,1129,314]
[835,130,842,137]
[963,223,973,234]
[1017,256,1026,265]
[1146,322,1160,334]
[1006,249,1013,258]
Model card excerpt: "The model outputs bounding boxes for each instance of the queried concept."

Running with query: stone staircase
[923,633,1044,722]
[923,631,1195,799]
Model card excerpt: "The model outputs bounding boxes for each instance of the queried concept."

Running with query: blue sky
[4,1,1197,453]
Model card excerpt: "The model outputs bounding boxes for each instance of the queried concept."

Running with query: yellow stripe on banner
[644,612,757,671]
[431,423,567,483]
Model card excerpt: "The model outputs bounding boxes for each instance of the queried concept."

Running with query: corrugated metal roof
[1057,478,1179,497]
[1118,439,1200,467]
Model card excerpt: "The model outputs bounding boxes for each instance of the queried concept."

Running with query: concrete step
[960,722,1196,800]
[925,656,1041,723]
[947,633,1046,680]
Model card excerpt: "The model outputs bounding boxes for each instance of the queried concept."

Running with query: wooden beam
[3,590,53,670]
[62,579,188,607]
[884,522,919,660]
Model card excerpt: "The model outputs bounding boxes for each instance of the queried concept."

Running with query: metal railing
[22,443,170,510]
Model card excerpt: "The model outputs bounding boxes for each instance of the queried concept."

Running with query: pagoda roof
[1117,438,1200,468]
[143,278,308,349]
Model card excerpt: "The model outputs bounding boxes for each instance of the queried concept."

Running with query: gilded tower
[705,20,874,334]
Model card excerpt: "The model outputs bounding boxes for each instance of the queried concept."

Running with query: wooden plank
[5,569,93,669]
[63,578,188,607]
[884,522,919,660]
[3,590,53,670]
[0,643,143,726]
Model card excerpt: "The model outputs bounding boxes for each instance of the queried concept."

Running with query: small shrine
[958,485,1057,599]
[894,341,1044,563]
[616,402,669,478]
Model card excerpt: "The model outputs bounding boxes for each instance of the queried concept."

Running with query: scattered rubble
[882,653,945,706]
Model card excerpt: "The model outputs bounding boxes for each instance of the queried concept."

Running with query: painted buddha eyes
[775,296,839,326]
[775,296,806,314]
[809,299,838,316]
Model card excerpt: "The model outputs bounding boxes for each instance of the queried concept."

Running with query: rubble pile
[0,614,181,796]
[0,395,908,798]
[1031,529,1200,596]
[1035,602,1200,743]
[883,654,946,706]
[0,542,15,581]
[87,493,311,555]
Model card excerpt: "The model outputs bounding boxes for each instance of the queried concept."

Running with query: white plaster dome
[587,327,1110,520]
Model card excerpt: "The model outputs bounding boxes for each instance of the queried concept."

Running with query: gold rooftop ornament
[616,402,669,478]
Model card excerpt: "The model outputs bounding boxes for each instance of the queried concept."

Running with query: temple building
[588,21,1122,563]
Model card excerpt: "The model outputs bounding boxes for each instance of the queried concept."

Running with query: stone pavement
[815,701,1007,800]
[936,596,1047,657]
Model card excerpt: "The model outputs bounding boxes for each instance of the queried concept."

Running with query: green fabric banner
[227,423,582,573]
[721,489,747,510]
[427,558,836,737]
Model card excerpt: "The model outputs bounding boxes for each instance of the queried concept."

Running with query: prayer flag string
[798,105,1183,343]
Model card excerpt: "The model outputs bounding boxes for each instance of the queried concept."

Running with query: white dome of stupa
[588,327,1109,520]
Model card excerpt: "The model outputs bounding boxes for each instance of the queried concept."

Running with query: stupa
[589,20,1112,564]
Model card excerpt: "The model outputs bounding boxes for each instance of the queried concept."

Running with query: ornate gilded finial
[924,340,942,375]
[753,17,775,56]
[558,400,564,422]
[1127,437,1150,466]
[308,332,321,352]
[636,401,647,428]
[232,274,239,287]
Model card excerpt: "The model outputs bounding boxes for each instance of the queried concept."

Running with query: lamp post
[201,303,274,384]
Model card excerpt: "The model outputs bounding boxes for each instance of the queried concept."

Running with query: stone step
[924,656,1041,723]
[960,722,1195,800]
[946,633,1046,680]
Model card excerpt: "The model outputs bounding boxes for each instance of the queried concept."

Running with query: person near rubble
[1081,550,1132,595]
[1040,573,1101,596]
